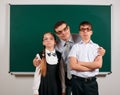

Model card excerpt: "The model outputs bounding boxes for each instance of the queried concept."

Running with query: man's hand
[98,47,106,56]
[33,57,41,67]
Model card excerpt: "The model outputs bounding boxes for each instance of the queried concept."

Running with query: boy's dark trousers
[71,75,98,95]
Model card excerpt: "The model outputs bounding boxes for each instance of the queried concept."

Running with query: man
[68,21,103,95]
[33,21,105,95]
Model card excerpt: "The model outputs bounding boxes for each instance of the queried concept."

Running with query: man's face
[55,23,71,41]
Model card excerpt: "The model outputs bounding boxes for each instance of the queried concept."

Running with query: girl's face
[43,33,56,49]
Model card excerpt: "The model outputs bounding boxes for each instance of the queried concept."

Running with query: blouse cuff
[62,87,66,93]
[33,90,38,95]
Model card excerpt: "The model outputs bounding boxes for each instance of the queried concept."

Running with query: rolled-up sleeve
[68,45,77,58]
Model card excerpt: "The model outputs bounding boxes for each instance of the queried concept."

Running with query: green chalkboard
[10,5,111,73]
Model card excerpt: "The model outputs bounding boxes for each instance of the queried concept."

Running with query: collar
[45,49,56,53]
[79,40,93,44]
[60,35,74,47]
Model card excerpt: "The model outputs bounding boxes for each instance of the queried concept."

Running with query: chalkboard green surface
[10,5,111,74]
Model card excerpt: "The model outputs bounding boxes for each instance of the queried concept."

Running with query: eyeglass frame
[80,27,92,32]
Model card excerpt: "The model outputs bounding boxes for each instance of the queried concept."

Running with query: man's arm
[69,57,93,71]
[59,58,66,94]
[78,55,103,69]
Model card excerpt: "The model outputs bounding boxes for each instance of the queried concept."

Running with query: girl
[33,32,65,95]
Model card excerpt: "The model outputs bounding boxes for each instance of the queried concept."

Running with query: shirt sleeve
[32,65,41,95]
[68,45,77,58]
[93,43,100,56]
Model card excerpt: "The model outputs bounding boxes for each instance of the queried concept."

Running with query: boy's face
[79,25,93,41]
[55,23,71,41]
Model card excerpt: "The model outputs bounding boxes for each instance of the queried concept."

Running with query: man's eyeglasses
[56,25,68,35]
[80,28,91,32]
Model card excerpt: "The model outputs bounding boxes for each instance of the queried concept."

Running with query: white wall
[0,0,120,95]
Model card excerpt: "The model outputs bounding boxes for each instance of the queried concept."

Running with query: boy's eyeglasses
[80,28,91,32]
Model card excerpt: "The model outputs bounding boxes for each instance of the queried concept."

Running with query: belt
[72,75,96,82]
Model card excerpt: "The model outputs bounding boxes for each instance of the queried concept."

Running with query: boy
[68,21,103,95]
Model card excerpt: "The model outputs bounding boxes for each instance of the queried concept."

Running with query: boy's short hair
[79,21,92,30]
